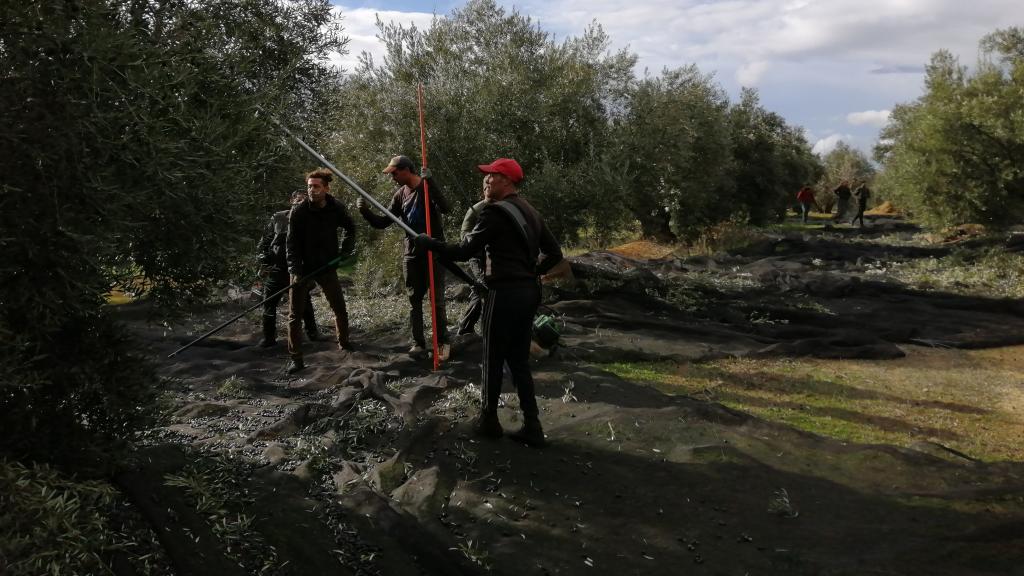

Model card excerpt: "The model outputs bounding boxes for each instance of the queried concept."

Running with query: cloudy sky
[330,0,1019,155]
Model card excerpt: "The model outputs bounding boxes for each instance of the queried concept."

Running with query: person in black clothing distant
[851,182,871,227]
[833,180,852,223]
[414,158,563,447]
[357,155,450,359]
[257,189,319,347]
[285,168,357,374]
[455,178,489,336]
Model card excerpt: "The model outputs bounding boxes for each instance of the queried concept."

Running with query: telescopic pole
[418,83,441,370]
[167,256,343,358]
[260,109,416,236]
[259,107,486,294]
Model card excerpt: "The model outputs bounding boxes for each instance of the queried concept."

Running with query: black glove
[413,233,442,251]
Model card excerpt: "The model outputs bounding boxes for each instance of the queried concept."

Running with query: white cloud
[515,0,1018,74]
[846,110,891,127]
[812,133,851,156]
[329,0,1017,152]
[330,6,438,72]
[736,61,769,87]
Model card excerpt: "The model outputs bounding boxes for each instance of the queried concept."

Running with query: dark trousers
[480,281,541,417]
[288,270,348,361]
[263,268,316,337]
[851,203,867,227]
[457,257,485,335]
[405,255,448,346]
[834,197,850,222]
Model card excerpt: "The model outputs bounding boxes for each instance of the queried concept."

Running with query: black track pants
[480,281,541,416]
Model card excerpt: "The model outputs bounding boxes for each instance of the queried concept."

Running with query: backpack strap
[493,200,538,259]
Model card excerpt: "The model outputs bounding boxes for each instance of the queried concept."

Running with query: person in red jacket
[796,185,817,223]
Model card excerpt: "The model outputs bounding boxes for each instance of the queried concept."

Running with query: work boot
[286,359,305,374]
[473,411,503,439]
[408,344,427,359]
[508,416,546,448]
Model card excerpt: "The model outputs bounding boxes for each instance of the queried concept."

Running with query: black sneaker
[286,359,305,374]
[306,330,322,342]
[473,411,503,439]
[258,338,276,348]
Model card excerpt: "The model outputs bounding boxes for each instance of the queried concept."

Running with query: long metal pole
[167,256,342,358]
[261,107,487,293]
[261,110,416,236]
[418,84,441,370]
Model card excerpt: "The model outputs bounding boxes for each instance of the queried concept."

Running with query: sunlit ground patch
[602,345,1024,462]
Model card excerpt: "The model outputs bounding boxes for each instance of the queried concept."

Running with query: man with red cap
[414,158,563,447]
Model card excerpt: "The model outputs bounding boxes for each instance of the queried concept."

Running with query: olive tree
[0,0,346,463]
[876,27,1024,228]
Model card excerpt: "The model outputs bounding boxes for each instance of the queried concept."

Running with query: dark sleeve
[337,202,357,258]
[257,216,274,262]
[535,220,564,276]
[286,207,303,276]
[424,177,449,214]
[359,190,401,229]
[434,206,499,262]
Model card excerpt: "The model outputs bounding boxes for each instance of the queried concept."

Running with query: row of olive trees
[329,0,821,245]
[876,27,1024,228]
[0,0,346,464]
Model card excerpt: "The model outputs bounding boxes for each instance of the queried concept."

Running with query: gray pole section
[261,110,417,237]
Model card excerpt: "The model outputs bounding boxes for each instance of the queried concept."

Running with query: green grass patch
[887,247,1024,298]
[214,375,250,399]
[600,350,1024,462]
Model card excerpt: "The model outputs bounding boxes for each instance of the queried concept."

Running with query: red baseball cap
[477,158,523,184]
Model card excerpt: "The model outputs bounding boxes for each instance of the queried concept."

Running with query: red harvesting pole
[418,83,441,370]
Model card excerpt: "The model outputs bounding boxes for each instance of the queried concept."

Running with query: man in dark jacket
[257,189,319,347]
[455,179,488,336]
[285,168,357,374]
[851,182,871,227]
[414,158,563,447]
[357,155,450,359]
[833,181,852,223]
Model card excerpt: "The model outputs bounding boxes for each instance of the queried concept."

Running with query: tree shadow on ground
[434,421,1024,576]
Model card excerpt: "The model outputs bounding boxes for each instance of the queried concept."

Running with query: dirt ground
[118,214,1024,576]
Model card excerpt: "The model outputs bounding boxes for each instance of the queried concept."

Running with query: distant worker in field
[285,168,357,374]
[796,185,818,224]
[851,181,871,228]
[357,155,450,360]
[413,158,564,448]
[257,189,320,348]
[455,177,489,337]
[833,180,852,223]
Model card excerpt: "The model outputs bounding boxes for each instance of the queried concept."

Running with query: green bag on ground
[532,314,560,349]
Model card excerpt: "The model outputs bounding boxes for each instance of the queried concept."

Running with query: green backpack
[532,314,560,350]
